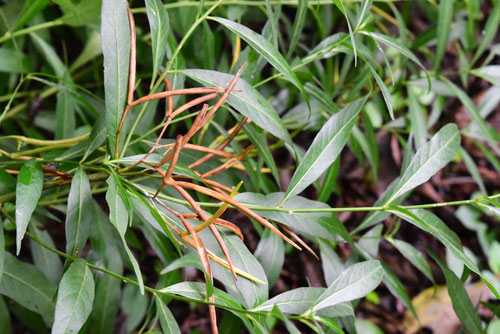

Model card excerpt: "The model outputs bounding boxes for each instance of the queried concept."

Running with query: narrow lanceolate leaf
[360,31,427,74]
[106,175,144,294]
[55,91,76,139]
[444,79,500,156]
[0,223,4,284]
[31,33,75,139]
[66,168,92,254]
[0,253,56,320]
[15,160,43,255]
[101,0,130,157]
[179,69,292,144]
[29,223,63,284]
[312,260,383,312]
[471,65,500,87]
[472,0,500,64]
[82,113,107,162]
[387,238,434,283]
[355,0,373,31]
[435,0,453,71]
[390,208,480,275]
[209,17,309,109]
[425,248,483,334]
[282,97,366,204]
[386,123,460,205]
[367,63,393,120]
[0,296,11,333]
[145,0,169,83]
[52,259,95,334]
[155,295,181,334]
[286,0,308,58]
[331,0,357,64]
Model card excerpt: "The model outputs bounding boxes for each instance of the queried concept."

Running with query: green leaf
[105,175,145,295]
[70,31,102,72]
[435,0,454,71]
[331,0,357,64]
[146,0,169,83]
[312,260,383,312]
[472,0,500,64]
[0,223,4,285]
[286,0,308,58]
[355,0,373,31]
[0,48,31,73]
[367,63,393,120]
[14,0,50,29]
[59,0,101,27]
[178,69,292,144]
[0,168,15,196]
[408,88,428,150]
[255,228,284,287]
[31,33,75,139]
[386,123,460,204]
[161,281,244,310]
[82,113,107,162]
[29,222,63,285]
[271,305,302,334]
[283,97,366,203]
[199,227,268,308]
[387,237,434,283]
[444,79,500,156]
[235,192,345,242]
[52,259,95,334]
[155,294,181,334]
[65,167,92,254]
[160,253,203,275]
[242,120,281,187]
[0,297,11,334]
[425,247,483,334]
[0,253,56,320]
[88,274,121,333]
[209,17,309,109]
[390,208,480,274]
[471,65,500,87]
[360,31,427,74]
[55,91,76,139]
[15,159,43,255]
[101,0,131,157]
[460,148,486,194]
[253,287,325,314]
[380,263,416,317]
[319,240,345,286]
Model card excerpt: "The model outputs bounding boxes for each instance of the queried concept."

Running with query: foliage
[0,0,499,333]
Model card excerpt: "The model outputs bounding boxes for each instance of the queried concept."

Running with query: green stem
[0,172,109,204]
[24,227,300,318]
[0,19,64,44]
[153,191,499,214]
[131,0,390,13]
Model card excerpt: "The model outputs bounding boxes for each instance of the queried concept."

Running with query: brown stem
[189,117,248,169]
[167,179,301,250]
[155,104,209,168]
[161,74,174,117]
[194,63,246,134]
[173,183,237,279]
[130,88,227,107]
[201,145,254,178]
[154,135,183,198]
[279,224,318,260]
[155,93,218,147]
